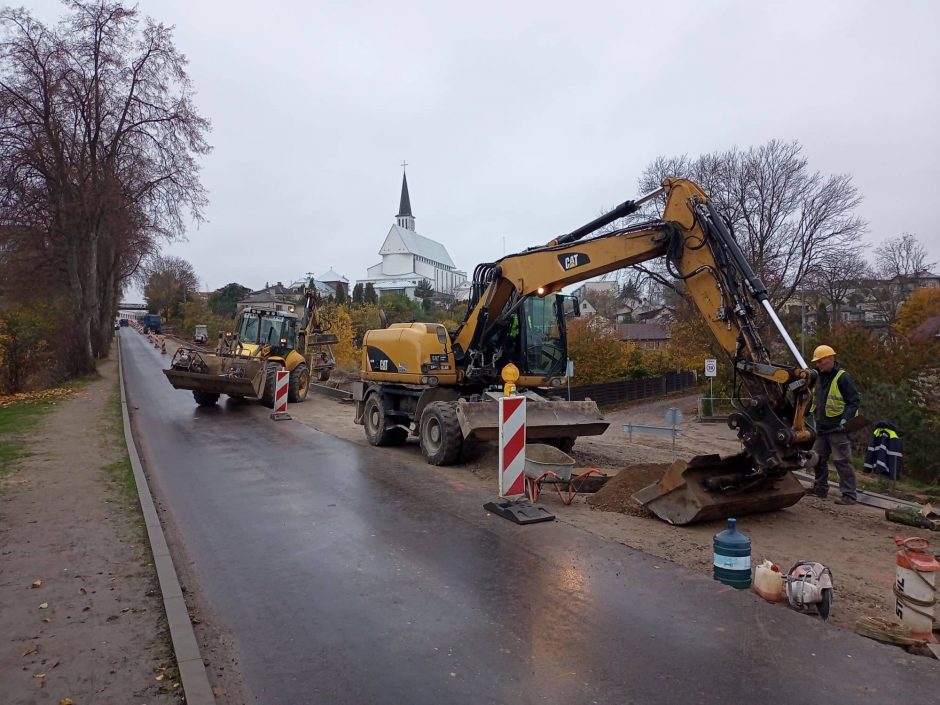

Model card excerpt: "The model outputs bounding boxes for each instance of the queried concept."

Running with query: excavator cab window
[519,295,567,377]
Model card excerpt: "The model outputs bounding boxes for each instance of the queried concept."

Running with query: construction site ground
[292,378,916,636]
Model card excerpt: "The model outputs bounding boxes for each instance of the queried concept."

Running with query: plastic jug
[754,560,785,602]
[713,517,751,589]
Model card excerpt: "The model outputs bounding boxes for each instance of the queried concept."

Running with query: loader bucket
[632,452,806,525]
[455,399,609,442]
[163,357,266,399]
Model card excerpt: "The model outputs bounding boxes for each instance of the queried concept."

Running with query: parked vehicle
[143,314,161,334]
[193,324,208,344]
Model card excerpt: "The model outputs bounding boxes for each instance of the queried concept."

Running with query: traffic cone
[161,338,166,354]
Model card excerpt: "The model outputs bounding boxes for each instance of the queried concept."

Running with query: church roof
[318,268,348,283]
[381,225,456,268]
[397,171,413,218]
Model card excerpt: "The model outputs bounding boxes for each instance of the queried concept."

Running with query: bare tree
[807,248,871,322]
[864,232,937,324]
[634,140,866,306]
[0,2,210,375]
[142,254,199,320]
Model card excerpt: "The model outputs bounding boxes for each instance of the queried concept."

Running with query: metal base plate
[270,412,292,421]
[483,499,555,524]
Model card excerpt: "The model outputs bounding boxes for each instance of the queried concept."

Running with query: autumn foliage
[895,288,940,335]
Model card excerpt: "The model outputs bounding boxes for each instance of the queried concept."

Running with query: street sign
[566,359,575,378]
[665,407,684,426]
[704,358,718,377]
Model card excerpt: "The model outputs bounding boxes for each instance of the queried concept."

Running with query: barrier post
[270,369,291,420]
[483,392,554,525]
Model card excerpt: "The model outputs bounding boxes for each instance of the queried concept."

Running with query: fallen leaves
[0,386,76,408]
[38,602,49,609]
[21,646,38,656]
[60,699,74,705]
[31,579,42,588]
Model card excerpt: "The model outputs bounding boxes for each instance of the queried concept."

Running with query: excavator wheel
[260,365,280,408]
[419,402,463,466]
[193,390,220,407]
[363,394,408,446]
[288,363,310,403]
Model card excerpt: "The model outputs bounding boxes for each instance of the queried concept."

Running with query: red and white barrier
[270,369,291,420]
[498,396,526,498]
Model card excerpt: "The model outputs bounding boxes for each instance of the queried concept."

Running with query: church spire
[396,162,415,231]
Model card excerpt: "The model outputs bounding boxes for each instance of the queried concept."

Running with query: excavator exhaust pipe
[632,452,806,525]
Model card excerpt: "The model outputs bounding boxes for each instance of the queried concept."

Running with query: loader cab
[510,294,568,378]
[236,308,298,355]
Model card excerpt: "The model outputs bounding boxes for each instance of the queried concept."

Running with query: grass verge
[0,401,56,473]
[101,380,138,500]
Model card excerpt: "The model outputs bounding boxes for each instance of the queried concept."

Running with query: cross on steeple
[401,160,408,170]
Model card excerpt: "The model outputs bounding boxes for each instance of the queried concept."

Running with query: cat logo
[558,252,591,271]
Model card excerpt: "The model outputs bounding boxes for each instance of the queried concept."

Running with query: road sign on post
[270,369,291,420]
[704,358,717,409]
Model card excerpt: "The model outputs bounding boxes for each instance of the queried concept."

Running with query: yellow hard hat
[811,344,836,362]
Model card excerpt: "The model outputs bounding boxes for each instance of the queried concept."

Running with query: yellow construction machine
[164,288,338,407]
[353,178,819,525]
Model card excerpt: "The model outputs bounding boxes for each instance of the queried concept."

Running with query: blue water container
[713,517,751,589]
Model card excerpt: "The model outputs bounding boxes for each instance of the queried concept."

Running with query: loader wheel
[363,394,407,446]
[317,368,331,382]
[419,402,463,466]
[193,390,220,407]
[288,363,310,403]
[260,365,280,408]
[546,437,576,454]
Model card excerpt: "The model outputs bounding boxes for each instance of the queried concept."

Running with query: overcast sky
[27,0,940,297]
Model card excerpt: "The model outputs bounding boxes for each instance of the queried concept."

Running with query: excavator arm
[452,179,817,520]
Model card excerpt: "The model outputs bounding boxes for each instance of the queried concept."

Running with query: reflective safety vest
[812,369,857,418]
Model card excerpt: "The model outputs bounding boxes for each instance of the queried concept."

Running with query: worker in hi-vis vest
[807,344,862,505]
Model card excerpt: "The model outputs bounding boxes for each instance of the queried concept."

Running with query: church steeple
[396,162,415,231]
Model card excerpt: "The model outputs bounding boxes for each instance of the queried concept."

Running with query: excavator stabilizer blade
[455,400,609,441]
[632,452,806,525]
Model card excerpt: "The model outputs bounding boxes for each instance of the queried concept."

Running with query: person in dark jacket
[807,344,861,504]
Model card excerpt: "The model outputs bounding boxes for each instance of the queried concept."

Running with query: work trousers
[812,429,857,499]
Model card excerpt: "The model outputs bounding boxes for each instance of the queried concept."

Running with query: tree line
[0,2,209,391]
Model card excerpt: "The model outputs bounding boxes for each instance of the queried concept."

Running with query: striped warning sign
[498,396,526,498]
[271,369,291,420]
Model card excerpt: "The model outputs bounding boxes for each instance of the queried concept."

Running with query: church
[356,170,467,300]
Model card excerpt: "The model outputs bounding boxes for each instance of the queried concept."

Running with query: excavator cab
[501,295,568,379]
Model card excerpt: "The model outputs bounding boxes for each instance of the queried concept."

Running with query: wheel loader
[163,288,338,408]
[354,178,819,525]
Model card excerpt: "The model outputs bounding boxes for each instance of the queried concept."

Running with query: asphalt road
[120,330,940,704]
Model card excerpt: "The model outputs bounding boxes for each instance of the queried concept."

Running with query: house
[617,323,671,351]
[317,269,349,298]
[237,282,299,313]
[356,170,467,300]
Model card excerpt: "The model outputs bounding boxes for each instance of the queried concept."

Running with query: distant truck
[143,314,162,334]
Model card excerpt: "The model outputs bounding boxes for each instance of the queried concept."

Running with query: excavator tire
[288,363,310,403]
[192,390,220,407]
[419,402,463,466]
[260,365,280,408]
[363,394,407,446]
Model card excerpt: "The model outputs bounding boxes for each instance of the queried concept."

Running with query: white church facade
[356,171,467,300]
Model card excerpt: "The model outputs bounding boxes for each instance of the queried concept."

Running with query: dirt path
[0,355,180,704]
[289,389,918,635]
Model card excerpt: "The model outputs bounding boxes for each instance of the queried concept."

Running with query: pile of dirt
[587,463,671,517]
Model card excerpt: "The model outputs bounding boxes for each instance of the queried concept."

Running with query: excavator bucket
[455,399,609,442]
[163,355,267,399]
[632,452,806,525]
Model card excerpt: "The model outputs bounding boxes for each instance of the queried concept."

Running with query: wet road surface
[120,331,940,704]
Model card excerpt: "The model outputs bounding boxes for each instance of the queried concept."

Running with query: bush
[0,303,57,394]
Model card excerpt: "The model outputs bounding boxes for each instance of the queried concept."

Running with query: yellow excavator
[164,287,338,407]
[353,178,818,524]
